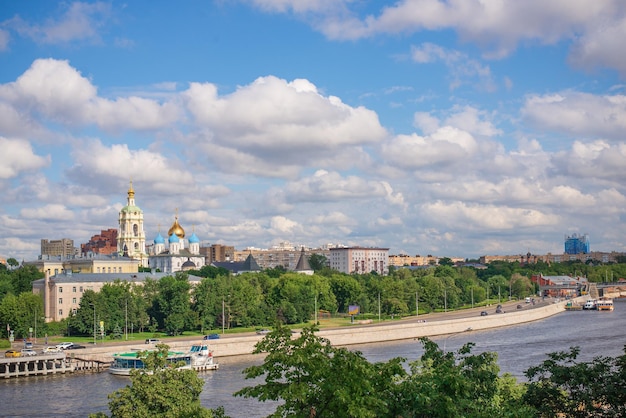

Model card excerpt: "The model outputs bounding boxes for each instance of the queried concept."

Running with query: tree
[392,338,533,418]
[308,253,328,271]
[235,326,404,417]
[523,346,626,417]
[91,344,224,418]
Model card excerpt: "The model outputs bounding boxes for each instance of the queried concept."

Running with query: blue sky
[1,1,626,261]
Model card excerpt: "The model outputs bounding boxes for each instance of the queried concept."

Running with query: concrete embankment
[71,298,574,363]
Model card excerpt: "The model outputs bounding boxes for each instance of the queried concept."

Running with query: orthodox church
[147,212,206,274]
[117,182,205,273]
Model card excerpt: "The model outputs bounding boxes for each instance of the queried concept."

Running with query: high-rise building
[41,238,75,258]
[564,233,590,254]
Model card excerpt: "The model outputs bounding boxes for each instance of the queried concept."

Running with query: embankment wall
[72,298,573,362]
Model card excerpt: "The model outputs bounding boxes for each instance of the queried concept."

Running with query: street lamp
[89,303,96,345]
[222,297,225,335]
[442,327,473,351]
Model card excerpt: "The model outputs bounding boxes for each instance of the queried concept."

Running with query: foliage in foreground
[235,326,533,418]
[89,344,225,418]
[524,346,626,417]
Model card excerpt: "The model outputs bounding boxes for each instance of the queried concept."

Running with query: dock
[0,353,74,379]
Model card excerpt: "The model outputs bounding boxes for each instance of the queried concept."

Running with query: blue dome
[154,233,165,245]
[188,232,200,244]
[168,233,180,243]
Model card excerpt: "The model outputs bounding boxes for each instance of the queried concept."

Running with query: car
[21,349,37,356]
[24,341,33,349]
[56,342,74,350]
[256,329,271,335]
[480,311,488,316]
[42,346,62,354]
[145,338,160,344]
[495,308,504,314]
[66,344,85,350]
[517,304,523,309]
[5,350,21,358]
[203,333,220,340]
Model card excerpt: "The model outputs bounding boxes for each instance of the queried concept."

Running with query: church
[117,182,205,273]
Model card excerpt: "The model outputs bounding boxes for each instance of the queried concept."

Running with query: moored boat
[109,343,218,376]
[596,298,614,311]
[583,299,597,310]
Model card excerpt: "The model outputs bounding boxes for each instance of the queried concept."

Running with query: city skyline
[2,1,626,261]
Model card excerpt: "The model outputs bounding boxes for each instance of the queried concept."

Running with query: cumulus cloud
[0,137,49,179]
[421,201,559,231]
[66,139,195,195]
[0,58,178,131]
[182,76,387,175]
[21,204,75,221]
[280,170,405,205]
[522,92,626,141]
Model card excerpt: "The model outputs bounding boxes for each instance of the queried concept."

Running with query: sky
[1,0,626,262]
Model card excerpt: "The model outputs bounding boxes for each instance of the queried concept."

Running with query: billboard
[348,305,360,315]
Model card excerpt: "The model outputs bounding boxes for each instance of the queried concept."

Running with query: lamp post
[442,327,473,351]
[90,303,96,345]
[222,297,225,335]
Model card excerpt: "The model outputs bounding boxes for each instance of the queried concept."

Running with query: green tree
[392,338,533,417]
[0,292,44,339]
[523,346,626,417]
[92,344,224,418]
[236,326,404,417]
[308,253,328,271]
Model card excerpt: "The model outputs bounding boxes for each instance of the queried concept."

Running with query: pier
[0,353,74,379]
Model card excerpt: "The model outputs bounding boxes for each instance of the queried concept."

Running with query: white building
[117,182,148,266]
[148,214,205,274]
[329,247,389,275]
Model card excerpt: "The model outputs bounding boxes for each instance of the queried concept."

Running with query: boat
[583,299,597,310]
[109,343,219,376]
[596,298,614,311]
[564,301,582,311]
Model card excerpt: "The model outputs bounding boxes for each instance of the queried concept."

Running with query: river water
[2,300,626,417]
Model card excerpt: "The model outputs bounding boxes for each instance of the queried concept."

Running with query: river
[1,299,625,417]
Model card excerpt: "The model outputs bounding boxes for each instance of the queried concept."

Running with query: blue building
[564,233,590,254]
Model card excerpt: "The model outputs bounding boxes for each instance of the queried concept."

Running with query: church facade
[117,182,148,266]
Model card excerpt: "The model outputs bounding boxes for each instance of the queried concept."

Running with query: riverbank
[66,297,576,363]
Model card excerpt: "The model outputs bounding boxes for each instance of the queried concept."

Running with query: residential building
[24,253,139,276]
[329,247,389,275]
[41,238,76,258]
[32,271,203,322]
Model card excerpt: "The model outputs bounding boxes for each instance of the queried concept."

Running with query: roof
[32,271,204,284]
[212,254,261,274]
[294,248,313,271]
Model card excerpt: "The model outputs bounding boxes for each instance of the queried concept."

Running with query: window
[59,287,63,293]
[79,286,83,292]
[72,286,76,292]
[59,309,63,316]
[72,298,77,304]
[108,267,111,273]
[58,298,63,304]
[97,267,100,273]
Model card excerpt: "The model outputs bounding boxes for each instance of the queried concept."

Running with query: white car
[42,346,62,354]
[56,342,74,350]
[21,349,37,356]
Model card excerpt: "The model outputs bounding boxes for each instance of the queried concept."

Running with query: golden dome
[167,215,185,238]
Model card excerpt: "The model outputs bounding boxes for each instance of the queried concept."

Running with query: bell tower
[117,181,147,266]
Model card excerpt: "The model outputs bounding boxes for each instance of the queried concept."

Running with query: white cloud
[522,92,626,141]
[253,0,626,74]
[21,204,75,221]
[0,137,49,179]
[7,1,112,44]
[411,43,495,91]
[0,59,179,131]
